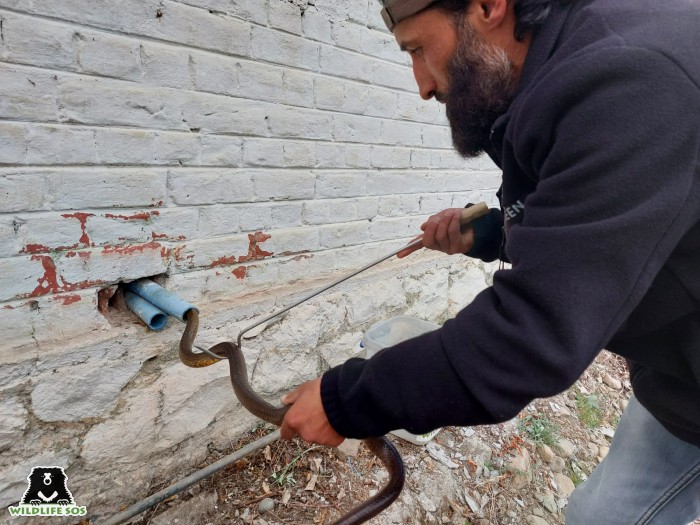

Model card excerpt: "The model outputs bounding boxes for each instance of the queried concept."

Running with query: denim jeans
[566,396,700,524]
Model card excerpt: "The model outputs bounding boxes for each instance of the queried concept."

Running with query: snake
[179,310,406,524]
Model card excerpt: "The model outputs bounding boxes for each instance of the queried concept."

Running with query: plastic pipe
[126,279,198,322]
[124,291,169,331]
[98,429,281,525]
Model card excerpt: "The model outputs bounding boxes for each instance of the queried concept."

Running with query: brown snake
[179,310,405,525]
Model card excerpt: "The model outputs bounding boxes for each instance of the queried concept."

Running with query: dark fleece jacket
[321,0,700,445]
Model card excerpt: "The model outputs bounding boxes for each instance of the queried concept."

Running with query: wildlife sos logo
[8,466,87,518]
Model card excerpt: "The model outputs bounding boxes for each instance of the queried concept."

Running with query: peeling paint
[232,267,247,279]
[30,255,61,297]
[54,294,82,306]
[102,241,163,255]
[210,255,237,268]
[62,212,95,246]
[241,232,273,262]
[105,211,154,221]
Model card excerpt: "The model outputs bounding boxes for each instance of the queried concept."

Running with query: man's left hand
[279,378,345,447]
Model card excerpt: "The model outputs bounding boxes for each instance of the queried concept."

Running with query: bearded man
[279,0,700,522]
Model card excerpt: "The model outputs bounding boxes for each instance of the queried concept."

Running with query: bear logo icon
[19,466,75,506]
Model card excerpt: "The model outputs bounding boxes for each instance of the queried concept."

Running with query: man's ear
[470,0,509,31]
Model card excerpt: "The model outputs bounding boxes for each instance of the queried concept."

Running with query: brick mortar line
[0,5,415,89]
[0,58,441,127]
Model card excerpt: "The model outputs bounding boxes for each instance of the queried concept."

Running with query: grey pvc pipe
[126,279,198,322]
[124,291,169,331]
[99,429,281,525]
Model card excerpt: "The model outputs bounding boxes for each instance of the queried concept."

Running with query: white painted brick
[199,205,240,237]
[47,169,168,209]
[168,169,253,205]
[319,221,370,249]
[348,0,370,25]
[411,148,433,169]
[422,124,452,149]
[0,254,50,301]
[367,171,438,195]
[140,44,195,91]
[25,124,98,165]
[95,129,199,166]
[302,198,362,226]
[271,202,303,229]
[0,64,59,122]
[315,171,367,198]
[283,141,315,167]
[237,204,273,232]
[315,77,344,111]
[253,169,316,200]
[236,61,285,103]
[345,144,372,168]
[74,30,142,80]
[251,26,320,71]
[419,193,455,214]
[14,212,86,254]
[378,195,421,217]
[0,219,19,257]
[333,114,381,143]
[0,173,47,213]
[371,60,415,91]
[192,52,239,96]
[268,0,303,35]
[0,12,75,71]
[361,27,406,63]
[267,107,332,140]
[17,0,251,57]
[381,119,423,147]
[282,70,315,108]
[341,82,372,115]
[320,46,373,83]
[199,135,244,166]
[243,139,284,167]
[370,145,411,169]
[0,122,29,164]
[369,216,423,242]
[364,87,398,119]
[315,143,346,168]
[302,7,333,43]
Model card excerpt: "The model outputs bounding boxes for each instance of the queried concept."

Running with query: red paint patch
[20,243,52,254]
[239,232,273,263]
[210,255,237,268]
[54,294,81,306]
[152,232,168,240]
[105,211,153,221]
[232,267,247,279]
[29,255,61,297]
[102,241,163,255]
[292,254,313,262]
[62,212,94,246]
[3,305,15,310]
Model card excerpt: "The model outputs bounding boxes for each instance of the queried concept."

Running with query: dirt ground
[124,351,698,525]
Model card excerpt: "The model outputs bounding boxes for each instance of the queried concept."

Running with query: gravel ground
[126,351,698,525]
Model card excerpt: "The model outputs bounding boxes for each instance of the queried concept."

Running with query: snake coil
[179,310,405,524]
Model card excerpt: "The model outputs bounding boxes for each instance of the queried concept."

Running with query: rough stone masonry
[0,0,500,520]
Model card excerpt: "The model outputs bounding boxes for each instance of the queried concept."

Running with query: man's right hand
[397,208,476,258]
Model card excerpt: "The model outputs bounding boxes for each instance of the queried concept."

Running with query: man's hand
[280,378,345,447]
[397,208,476,258]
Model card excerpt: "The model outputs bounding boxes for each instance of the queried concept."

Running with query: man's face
[394,7,518,157]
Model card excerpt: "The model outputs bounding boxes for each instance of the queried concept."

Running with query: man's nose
[411,59,438,101]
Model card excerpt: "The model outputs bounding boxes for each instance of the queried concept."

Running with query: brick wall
[0,0,500,518]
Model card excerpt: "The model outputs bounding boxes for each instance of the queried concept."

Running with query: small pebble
[257,498,275,514]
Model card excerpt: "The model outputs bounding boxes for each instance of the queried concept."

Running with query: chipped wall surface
[0,0,500,520]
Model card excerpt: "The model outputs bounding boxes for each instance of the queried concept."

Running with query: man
[280,0,700,522]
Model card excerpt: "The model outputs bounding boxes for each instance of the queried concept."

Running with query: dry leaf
[281,489,291,505]
[262,481,270,494]
[304,473,319,491]
[264,445,272,462]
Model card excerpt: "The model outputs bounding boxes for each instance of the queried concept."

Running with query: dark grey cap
[379,0,441,31]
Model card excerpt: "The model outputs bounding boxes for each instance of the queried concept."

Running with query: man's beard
[443,19,518,158]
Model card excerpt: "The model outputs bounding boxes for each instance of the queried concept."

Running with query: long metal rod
[235,237,423,348]
[99,430,281,525]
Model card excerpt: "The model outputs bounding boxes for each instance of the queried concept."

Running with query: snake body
[179,311,406,524]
